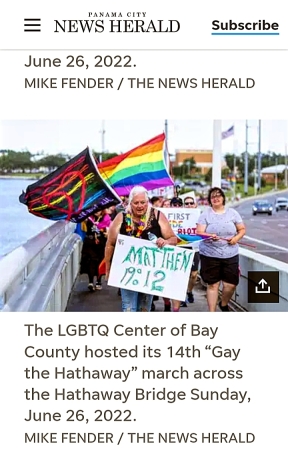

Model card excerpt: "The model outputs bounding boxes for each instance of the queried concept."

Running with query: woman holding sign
[105,186,178,312]
[196,187,246,312]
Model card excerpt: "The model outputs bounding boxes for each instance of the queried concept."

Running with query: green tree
[0,150,34,173]
[93,152,119,163]
[172,166,183,178]
[37,154,67,171]
[182,157,196,177]
[204,168,212,182]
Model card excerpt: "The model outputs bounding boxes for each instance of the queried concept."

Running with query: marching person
[105,186,178,312]
[162,198,172,208]
[196,187,246,312]
[80,209,111,291]
[180,196,200,307]
[149,196,164,309]
[161,196,185,312]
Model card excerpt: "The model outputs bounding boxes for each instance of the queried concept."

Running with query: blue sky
[0,119,287,156]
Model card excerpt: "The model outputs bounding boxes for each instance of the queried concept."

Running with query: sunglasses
[185,202,194,205]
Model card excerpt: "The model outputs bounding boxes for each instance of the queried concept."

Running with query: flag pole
[164,119,168,153]
[164,119,175,197]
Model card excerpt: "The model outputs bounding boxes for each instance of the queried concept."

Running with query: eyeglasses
[185,202,194,205]
[211,193,222,199]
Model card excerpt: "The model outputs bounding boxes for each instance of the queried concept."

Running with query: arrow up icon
[255,278,270,294]
[258,279,267,288]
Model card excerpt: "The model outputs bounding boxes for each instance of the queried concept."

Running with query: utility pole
[254,156,257,196]
[232,138,238,204]
[257,120,261,192]
[285,144,288,187]
[212,120,222,188]
[244,120,249,195]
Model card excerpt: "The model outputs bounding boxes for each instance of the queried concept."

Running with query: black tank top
[120,208,163,240]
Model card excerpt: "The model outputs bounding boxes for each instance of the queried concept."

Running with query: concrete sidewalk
[66,276,221,312]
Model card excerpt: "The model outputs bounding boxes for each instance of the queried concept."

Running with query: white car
[275,197,288,212]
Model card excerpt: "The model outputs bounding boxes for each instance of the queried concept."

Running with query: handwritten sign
[108,235,194,301]
[158,208,201,235]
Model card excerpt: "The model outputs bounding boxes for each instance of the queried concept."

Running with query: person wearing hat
[170,197,183,207]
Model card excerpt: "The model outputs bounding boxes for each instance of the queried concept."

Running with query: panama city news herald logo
[24,14,180,34]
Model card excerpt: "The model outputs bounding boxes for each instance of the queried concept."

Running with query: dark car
[252,200,273,216]
[275,197,288,212]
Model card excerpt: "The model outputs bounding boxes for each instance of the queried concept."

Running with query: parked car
[252,200,273,216]
[275,197,288,212]
[185,181,210,193]
[221,179,232,190]
[174,179,185,188]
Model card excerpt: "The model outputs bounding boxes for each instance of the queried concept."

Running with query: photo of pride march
[0,120,287,312]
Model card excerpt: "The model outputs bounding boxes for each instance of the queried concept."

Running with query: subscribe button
[211,20,280,35]
[248,271,279,303]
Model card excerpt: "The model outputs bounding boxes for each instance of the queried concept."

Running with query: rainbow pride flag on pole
[97,133,174,196]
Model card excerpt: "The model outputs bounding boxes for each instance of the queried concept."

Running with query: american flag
[221,125,234,140]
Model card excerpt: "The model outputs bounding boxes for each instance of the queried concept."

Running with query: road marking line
[245,235,288,252]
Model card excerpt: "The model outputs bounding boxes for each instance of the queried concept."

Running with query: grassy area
[235,183,287,197]
[180,182,288,199]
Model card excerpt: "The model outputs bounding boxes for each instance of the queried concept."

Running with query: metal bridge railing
[0,221,82,312]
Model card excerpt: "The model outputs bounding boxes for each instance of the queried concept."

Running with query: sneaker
[88,283,95,291]
[219,301,229,312]
[187,292,194,303]
[164,303,171,312]
[180,301,187,307]
[95,284,102,290]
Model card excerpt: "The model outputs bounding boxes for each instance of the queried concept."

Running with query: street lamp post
[275,157,278,190]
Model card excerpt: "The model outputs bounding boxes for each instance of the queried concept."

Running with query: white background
[0,1,287,449]
[0,314,287,449]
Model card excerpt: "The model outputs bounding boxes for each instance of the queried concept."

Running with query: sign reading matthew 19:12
[108,235,194,301]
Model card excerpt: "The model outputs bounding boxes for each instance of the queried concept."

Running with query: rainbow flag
[97,133,174,196]
[177,234,212,248]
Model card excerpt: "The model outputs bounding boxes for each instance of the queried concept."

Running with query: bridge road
[66,275,223,312]
[69,193,288,313]
[233,193,288,263]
